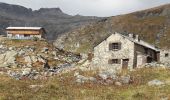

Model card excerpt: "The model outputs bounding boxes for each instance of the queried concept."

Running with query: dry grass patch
[0,68,170,99]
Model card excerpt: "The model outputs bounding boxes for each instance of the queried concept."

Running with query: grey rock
[22,68,32,76]
[98,72,110,80]
[120,75,131,84]
[105,80,114,85]
[76,75,89,81]
[115,81,122,86]
[31,56,38,62]
[89,77,97,83]
[42,47,49,52]
[26,63,32,67]
[8,47,13,50]
[0,50,17,66]
[98,71,117,80]
[76,75,94,84]
[148,79,165,86]
[76,79,85,84]
[29,85,44,89]
[18,50,25,56]
[24,56,32,63]
[74,72,79,77]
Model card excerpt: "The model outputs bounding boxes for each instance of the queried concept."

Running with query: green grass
[0,68,170,100]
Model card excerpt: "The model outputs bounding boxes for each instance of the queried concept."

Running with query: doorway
[122,59,129,70]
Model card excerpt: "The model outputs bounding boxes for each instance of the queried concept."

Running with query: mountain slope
[0,2,101,40]
[54,4,170,53]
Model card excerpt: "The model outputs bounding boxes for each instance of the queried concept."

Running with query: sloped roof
[118,32,160,52]
[95,32,159,52]
[6,27,43,30]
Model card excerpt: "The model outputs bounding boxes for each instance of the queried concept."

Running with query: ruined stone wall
[92,33,135,72]
[160,49,170,66]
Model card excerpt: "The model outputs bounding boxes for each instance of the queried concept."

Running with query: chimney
[135,35,140,41]
[128,33,134,38]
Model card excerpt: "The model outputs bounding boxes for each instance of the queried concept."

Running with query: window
[109,42,121,50]
[24,34,30,37]
[108,59,121,64]
[165,53,169,57]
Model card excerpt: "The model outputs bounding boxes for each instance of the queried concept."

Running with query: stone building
[160,49,170,66]
[6,27,46,39]
[92,32,160,71]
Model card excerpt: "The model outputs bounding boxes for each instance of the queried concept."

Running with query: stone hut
[160,49,170,66]
[92,32,160,71]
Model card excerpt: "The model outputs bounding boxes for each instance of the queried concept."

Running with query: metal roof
[6,27,43,30]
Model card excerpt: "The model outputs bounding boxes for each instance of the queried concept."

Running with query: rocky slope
[54,4,170,53]
[0,37,81,80]
[0,2,101,40]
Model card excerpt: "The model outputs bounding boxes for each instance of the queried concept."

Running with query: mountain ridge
[54,4,170,53]
[0,2,101,40]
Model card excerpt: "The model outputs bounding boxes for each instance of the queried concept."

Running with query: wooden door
[122,59,129,70]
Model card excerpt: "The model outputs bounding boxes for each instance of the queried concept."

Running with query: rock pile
[0,40,81,80]
[74,71,132,86]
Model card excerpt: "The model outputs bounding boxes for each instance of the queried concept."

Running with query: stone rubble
[74,71,132,85]
[0,40,81,80]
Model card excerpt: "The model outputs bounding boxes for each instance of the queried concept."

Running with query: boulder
[120,75,131,84]
[98,71,117,80]
[0,50,17,66]
[75,75,96,84]
[74,72,79,77]
[31,56,38,62]
[18,50,25,56]
[42,47,49,52]
[98,72,110,80]
[89,77,97,83]
[148,79,165,86]
[24,55,46,64]
[115,82,122,86]
[8,47,13,50]
[29,85,44,89]
[26,63,32,67]
[22,68,32,76]
[24,56,32,63]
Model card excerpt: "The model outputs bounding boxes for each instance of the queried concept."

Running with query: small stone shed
[6,27,46,39]
[160,49,170,66]
[92,32,160,71]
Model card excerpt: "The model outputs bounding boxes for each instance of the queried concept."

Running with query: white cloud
[0,0,170,16]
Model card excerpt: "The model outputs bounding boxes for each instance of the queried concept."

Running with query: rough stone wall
[160,49,170,66]
[92,33,135,72]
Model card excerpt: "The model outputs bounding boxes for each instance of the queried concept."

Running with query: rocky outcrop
[0,50,17,67]
[24,55,46,64]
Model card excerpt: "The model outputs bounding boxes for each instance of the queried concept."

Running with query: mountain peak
[36,8,63,13]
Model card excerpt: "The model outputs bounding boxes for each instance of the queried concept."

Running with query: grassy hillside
[54,4,170,53]
[1,68,170,100]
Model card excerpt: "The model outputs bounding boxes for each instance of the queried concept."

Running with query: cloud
[0,0,170,16]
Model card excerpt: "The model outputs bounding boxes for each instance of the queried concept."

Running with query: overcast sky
[0,0,170,17]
